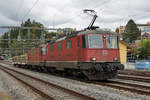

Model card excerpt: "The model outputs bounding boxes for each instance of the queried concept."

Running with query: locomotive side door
[77,35,87,62]
[40,46,47,66]
[77,37,82,61]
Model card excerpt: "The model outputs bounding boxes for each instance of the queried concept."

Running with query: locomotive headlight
[114,57,118,61]
[91,57,96,61]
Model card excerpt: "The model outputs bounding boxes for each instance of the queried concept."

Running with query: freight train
[12,9,124,80]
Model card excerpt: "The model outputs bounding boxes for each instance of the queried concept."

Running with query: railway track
[93,79,150,95]
[118,74,150,83]
[119,70,150,77]
[1,62,150,96]
[0,65,96,100]
[70,75,150,95]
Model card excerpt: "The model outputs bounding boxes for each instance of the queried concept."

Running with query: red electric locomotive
[27,29,124,80]
[15,9,124,80]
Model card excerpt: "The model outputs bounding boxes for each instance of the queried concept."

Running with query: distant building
[119,40,136,64]
[118,26,125,40]
[137,33,150,40]
[101,28,111,31]
[119,40,127,64]
[57,28,76,35]
[118,26,125,35]
[137,22,150,35]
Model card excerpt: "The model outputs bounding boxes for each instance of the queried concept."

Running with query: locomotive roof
[30,29,116,48]
[77,29,115,35]
[65,29,116,39]
[50,29,116,44]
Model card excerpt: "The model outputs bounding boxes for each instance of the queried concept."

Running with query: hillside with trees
[0,19,58,57]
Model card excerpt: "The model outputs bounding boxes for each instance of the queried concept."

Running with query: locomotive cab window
[82,35,88,48]
[66,40,72,49]
[32,49,34,55]
[77,38,80,47]
[88,34,103,48]
[50,45,54,52]
[106,36,118,48]
[82,35,102,48]
[58,42,62,51]
[35,48,37,54]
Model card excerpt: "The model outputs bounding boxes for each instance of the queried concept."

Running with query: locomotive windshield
[82,34,103,48]
[106,36,118,48]
[88,35,103,48]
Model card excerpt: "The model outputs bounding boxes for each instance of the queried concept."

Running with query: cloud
[0,0,150,33]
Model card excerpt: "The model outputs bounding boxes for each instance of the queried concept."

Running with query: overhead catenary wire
[92,0,113,9]
[57,0,113,28]
[15,0,25,21]
[22,0,40,22]
[55,11,83,27]
[20,0,113,28]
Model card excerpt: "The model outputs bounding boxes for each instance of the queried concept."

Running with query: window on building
[77,38,80,47]
[50,45,54,52]
[58,42,62,50]
[127,53,136,62]
[66,40,72,49]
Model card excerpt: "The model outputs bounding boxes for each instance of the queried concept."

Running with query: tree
[122,19,141,43]
[137,39,150,59]
[0,18,54,56]
[115,27,119,34]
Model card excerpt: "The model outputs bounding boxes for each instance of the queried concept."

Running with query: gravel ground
[1,62,150,100]
[0,75,7,91]
[0,69,40,100]
[7,69,87,100]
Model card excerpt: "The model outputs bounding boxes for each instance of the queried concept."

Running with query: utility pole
[28,29,31,41]
[40,30,45,44]
[8,30,11,43]
[17,29,21,42]
[23,45,24,54]
[8,30,11,58]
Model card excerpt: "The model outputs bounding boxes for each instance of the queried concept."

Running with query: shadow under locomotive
[14,61,124,80]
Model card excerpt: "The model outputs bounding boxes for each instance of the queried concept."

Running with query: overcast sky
[0,0,150,34]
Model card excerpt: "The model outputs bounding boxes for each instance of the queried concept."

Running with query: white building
[137,22,150,35]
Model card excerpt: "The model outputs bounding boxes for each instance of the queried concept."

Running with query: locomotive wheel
[80,72,89,81]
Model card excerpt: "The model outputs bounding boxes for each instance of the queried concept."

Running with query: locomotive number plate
[102,50,108,56]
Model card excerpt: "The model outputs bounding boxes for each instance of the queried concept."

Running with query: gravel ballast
[0,69,39,100]
[1,62,150,100]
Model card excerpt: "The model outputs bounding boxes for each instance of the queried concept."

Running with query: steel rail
[0,65,96,100]
[0,67,54,100]
[118,70,150,77]
[2,62,149,96]
[93,80,150,95]
[117,74,150,83]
